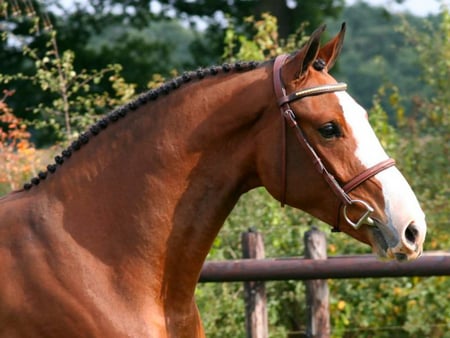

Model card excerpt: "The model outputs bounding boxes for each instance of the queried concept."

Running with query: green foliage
[329,276,450,337]
[397,6,450,135]
[84,20,197,89]
[396,6,449,242]
[28,45,134,141]
[326,2,433,113]
[223,13,309,62]
[155,0,344,38]
[0,1,136,143]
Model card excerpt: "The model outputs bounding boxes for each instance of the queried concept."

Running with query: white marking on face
[335,92,389,167]
[335,92,426,248]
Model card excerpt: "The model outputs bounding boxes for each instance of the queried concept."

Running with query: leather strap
[332,158,396,232]
[343,158,396,193]
[278,83,348,106]
[273,55,289,206]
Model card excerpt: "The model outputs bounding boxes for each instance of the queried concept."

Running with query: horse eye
[318,122,341,139]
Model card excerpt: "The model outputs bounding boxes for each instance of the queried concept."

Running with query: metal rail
[199,252,450,282]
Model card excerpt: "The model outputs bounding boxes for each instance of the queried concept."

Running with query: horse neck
[38,65,272,306]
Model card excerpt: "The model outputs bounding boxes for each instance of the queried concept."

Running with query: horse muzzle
[369,219,426,262]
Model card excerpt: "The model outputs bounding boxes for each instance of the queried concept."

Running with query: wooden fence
[198,227,450,338]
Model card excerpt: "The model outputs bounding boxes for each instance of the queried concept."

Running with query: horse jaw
[336,91,427,261]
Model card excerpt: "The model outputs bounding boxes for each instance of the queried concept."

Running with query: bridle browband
[273,54,396,231]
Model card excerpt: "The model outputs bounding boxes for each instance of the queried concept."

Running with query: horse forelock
[22,61,261,191]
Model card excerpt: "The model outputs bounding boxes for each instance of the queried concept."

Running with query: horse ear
[284,24,326,79]
[318,22,346,71]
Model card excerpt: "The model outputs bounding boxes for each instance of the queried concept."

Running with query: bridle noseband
[273,54,396,231]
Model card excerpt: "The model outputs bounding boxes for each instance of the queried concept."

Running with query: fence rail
[199,251,450,282]
[197,229,450,338]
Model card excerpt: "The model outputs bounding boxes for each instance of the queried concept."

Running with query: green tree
[1,1,135,143]
[0,0,197,144]
[155,0,345,66]
[326,2,435,113]
[155,0,344,38]
[395,6,449,244]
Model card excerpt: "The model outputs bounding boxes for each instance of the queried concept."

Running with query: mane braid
[22,61,261,191]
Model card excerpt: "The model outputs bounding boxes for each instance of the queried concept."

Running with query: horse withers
[0,24,426,337]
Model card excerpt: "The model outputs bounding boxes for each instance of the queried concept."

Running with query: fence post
[242,228,268,338]
[304,227,330,338]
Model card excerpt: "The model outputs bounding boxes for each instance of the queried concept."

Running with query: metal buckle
[343,199,375,229]
[283,108,296,120]
[283,109,298,127]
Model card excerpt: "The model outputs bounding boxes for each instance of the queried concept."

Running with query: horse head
[260,24,426,261]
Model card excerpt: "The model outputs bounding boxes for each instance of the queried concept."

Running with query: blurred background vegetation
[1,0,449,336]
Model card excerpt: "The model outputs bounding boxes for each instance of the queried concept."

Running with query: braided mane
[23,61,260,190]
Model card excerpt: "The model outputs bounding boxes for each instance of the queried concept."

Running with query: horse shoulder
[0,192,170,337]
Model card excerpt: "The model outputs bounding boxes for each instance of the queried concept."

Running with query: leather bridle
[273,54,396,231]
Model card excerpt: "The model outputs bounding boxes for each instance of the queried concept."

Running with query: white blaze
[335,92,426,249]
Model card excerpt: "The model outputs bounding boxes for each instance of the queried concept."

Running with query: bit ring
[343,199,375,229]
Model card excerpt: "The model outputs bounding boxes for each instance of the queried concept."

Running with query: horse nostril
[404,223,419,245]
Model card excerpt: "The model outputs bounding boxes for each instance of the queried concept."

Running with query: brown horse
[0,24,426,337]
